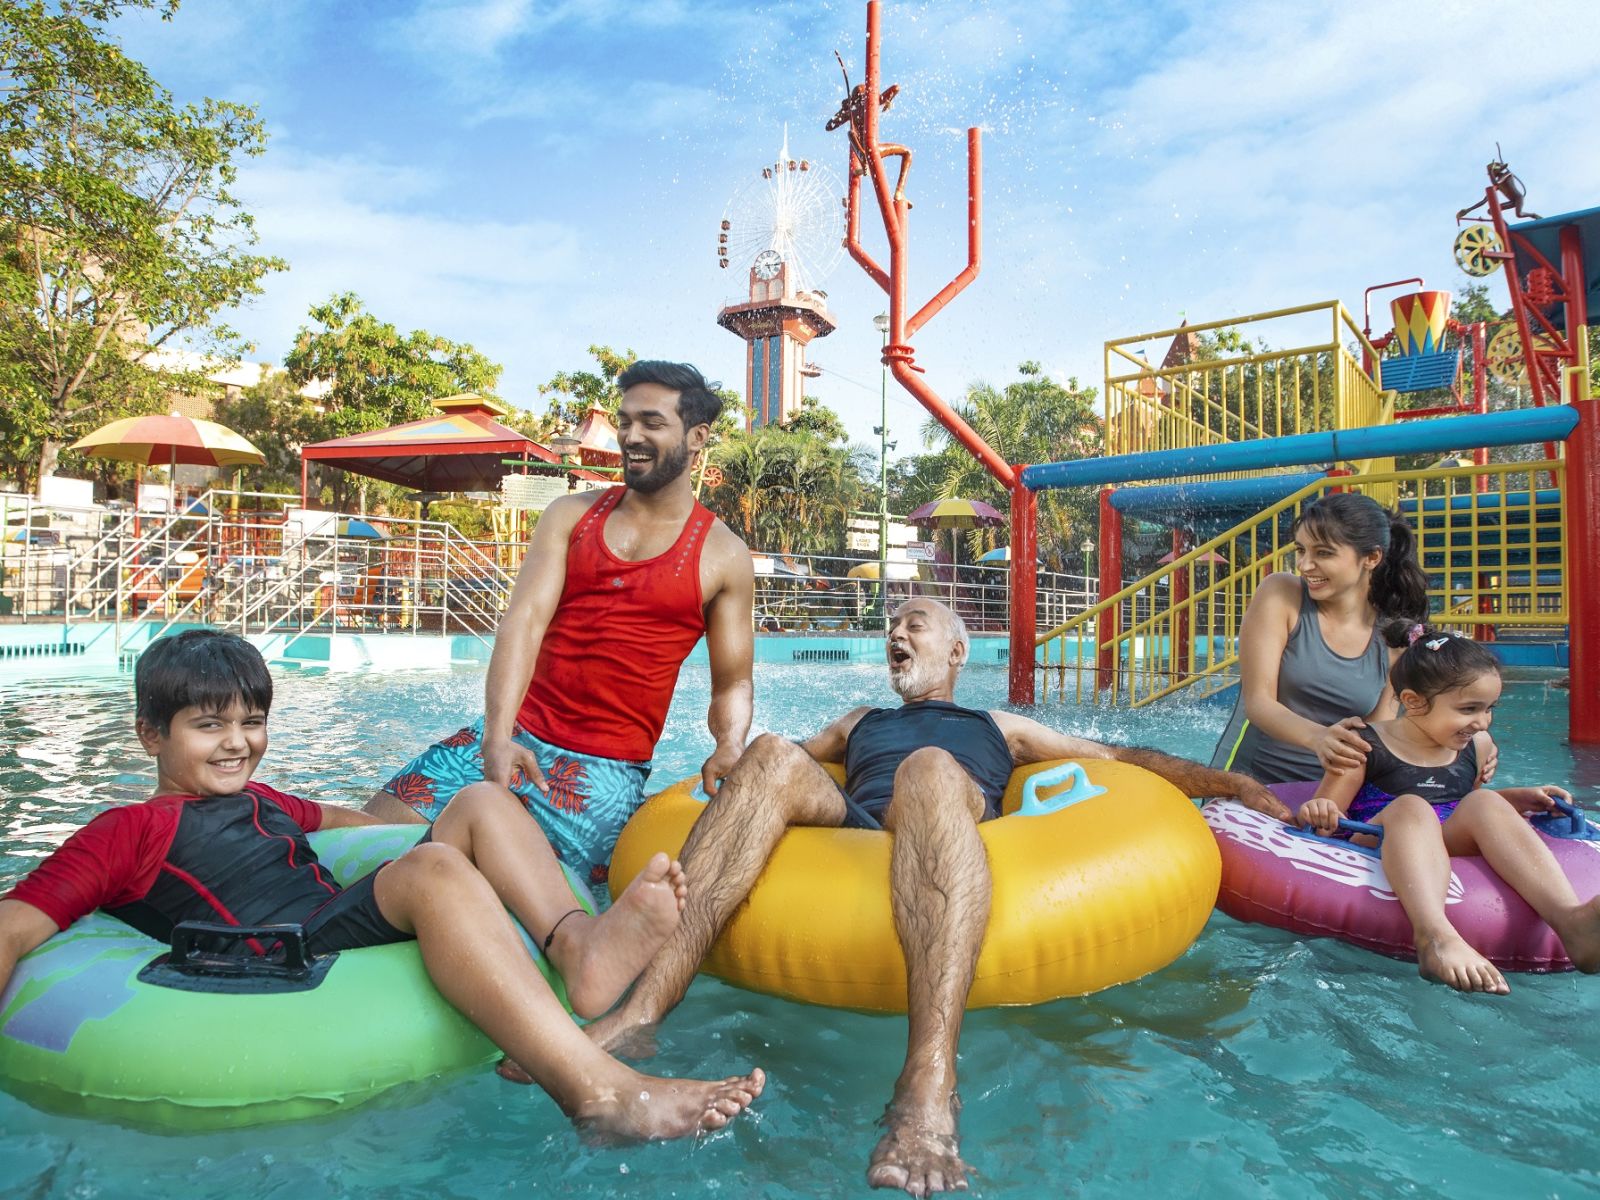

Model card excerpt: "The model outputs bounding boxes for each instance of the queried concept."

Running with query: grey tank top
[1210,578,1389,783]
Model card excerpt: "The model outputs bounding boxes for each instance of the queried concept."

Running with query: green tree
[285,292,502,436]
[0,0,287,488]
[702,424,871,555]
[538,344,637,427]
[210,370,308,493]
[913,362,1102,570]
[782,395,848,443]
[275,293,502,507]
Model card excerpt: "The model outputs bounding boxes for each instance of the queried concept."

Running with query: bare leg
[1442,790,1600,972]
[584,733,847,1054]
[868,747,989,1196]
[362,790,427,823]
[370,843,763,1141]
[1375,793,1507,994]
[432,782,687,1019]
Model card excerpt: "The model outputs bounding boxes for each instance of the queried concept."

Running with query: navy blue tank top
[844,701,1014,820]
[1359,725,1480,805]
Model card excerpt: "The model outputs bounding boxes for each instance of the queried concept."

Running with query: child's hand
[1475,735,1499,785]
[1521,785,1571,814]
[1297,796,1343,835]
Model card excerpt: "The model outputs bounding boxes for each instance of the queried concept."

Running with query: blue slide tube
[1022,406,1579,491]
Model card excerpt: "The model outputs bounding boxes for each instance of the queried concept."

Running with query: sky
[113,0,1600,456]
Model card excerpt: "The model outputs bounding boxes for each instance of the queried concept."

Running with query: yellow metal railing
[1037,459,1567,707]
[1104,301,1390,477]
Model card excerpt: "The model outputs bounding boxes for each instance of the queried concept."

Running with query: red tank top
[517,488,713,761]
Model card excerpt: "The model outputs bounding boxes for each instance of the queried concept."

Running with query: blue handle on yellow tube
[1019,762,1106,817]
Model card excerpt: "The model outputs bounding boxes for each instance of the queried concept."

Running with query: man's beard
[623,439,691,495]
[889,655,942,699]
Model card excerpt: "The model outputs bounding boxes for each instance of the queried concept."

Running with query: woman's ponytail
[1369,514,1429,628]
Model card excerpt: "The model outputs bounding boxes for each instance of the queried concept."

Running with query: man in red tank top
[365,362,755,895]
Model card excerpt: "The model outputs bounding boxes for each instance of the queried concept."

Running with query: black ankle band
[542,907,583,954]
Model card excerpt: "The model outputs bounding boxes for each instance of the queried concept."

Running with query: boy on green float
[0,629,762,1139]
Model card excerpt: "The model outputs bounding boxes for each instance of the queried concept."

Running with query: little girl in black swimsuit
[1299,627,1600,994]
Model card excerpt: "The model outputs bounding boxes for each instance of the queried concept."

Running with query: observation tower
[715,131,843,428]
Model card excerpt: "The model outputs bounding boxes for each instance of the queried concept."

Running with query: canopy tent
[299,394,560,502]
[572,406,622,469]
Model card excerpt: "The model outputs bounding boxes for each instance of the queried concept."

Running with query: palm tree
[703,424,872,556]
[915,363,1102,570]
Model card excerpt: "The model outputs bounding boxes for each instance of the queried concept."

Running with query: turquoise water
[2,660,1598,1198]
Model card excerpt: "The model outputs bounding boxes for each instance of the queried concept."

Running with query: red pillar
[1568,394,1600,742]
[1096,488,1122,687]
[1008,482,1037,705]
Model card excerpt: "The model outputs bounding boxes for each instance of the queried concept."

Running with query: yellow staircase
[1038,460,1567,707]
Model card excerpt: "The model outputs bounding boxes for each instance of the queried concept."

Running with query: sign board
[39,475,95,509]
[887,522,916,547]
[136,482,173,513]
[847,517,880,533]
[884,560,919,581]
[501,473,568,512]
[847,532,879,552]
[904,540,937,562]
[284,506,336,540]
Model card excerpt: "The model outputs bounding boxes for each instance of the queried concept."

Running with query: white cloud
[224,149,587,399]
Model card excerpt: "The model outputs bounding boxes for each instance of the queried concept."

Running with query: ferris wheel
[717,129,844,296]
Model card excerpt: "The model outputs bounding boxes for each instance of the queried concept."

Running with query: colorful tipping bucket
[1390,290,1452,356]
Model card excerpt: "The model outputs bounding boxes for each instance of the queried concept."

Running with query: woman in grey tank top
[1211,494,1430,785]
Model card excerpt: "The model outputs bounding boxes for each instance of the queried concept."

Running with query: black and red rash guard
[3,782,333,942]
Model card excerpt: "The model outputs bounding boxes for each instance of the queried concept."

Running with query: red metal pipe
[843,163,889,291]
[1362,277,1425,376]
[1561,224,1590,336]
[1471,321,1490,491]
[1567,393,1600,742]
[851,0,1025,695]
[887,360,1015,489]
[1394,403,1477,420]
[1008,482,1037,704]
[906,128,982,340]
[1096,488,1121,685]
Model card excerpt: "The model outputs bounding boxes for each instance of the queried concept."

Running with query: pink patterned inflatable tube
[1203,785,1600,972]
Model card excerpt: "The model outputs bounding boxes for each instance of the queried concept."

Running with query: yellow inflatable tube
[610,758,1220,1011]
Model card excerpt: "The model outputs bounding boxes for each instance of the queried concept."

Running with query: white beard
[889,656,943,699]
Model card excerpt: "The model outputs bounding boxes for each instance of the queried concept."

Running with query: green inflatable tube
[0,824,591,1129]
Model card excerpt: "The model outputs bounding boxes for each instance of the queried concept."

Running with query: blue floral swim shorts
[379,716,652,895]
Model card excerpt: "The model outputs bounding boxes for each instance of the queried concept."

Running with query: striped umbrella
[69,412,265,470]
[907,498,1006,600]
[336,517,387,540]
[906,498,1005,529]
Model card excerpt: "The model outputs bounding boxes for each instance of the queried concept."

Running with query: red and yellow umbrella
[906,498,1005,529]
[907,498,1006,598]
[69,412,266,470]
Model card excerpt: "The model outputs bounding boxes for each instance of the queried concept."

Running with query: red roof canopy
[300,394,558,493]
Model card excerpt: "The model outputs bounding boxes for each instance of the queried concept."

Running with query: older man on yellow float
[579,597,1273,1197]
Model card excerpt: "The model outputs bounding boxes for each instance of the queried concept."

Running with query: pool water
[3,661,1598,1198]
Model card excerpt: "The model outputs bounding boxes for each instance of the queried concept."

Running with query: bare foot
[1416,931,1509,994]
[553,851,687,1020]
[867,1098,972,1195]
[1551,894,1600,973]
[574,1067,765,1143]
